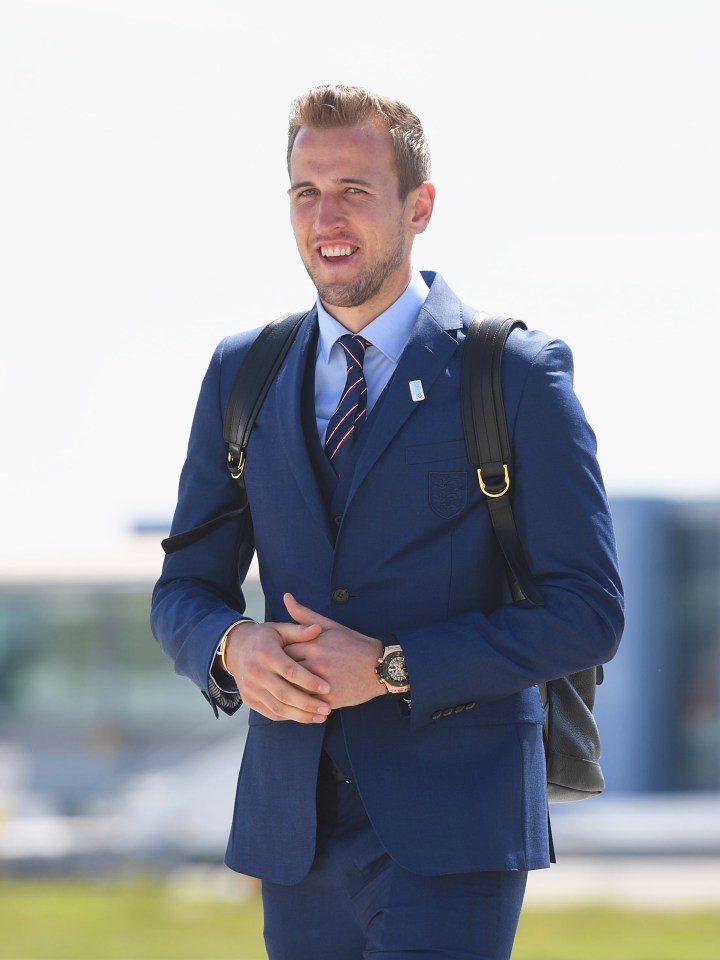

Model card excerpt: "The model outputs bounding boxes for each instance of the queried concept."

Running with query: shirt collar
[316,272,429,364]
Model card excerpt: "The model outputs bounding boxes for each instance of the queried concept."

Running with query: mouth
[318,243,359,260]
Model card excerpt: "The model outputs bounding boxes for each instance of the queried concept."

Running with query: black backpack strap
[161,506,247,554]
[161,311,307,555]
[461,314,545,607]
[223,311,308,480]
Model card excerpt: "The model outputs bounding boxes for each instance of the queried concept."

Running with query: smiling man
[288,119,431,325]
[151,85,624,959]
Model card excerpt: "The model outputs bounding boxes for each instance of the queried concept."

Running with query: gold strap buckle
[228,450,246,480]
[477,464,510,498]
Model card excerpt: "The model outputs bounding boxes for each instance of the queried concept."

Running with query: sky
[2,0,719,577]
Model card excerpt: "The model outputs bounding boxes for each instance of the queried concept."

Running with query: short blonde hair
[287,84,431,200]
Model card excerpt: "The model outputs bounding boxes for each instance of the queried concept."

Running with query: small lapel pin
[409,379,425,402]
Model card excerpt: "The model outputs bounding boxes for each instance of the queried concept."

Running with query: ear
[407,181,435,236]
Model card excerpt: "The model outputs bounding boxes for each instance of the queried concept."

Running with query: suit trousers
[261,769,528,960]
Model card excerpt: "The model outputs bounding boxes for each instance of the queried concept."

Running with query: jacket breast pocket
[405,438,467,464]
[405,439,469,519]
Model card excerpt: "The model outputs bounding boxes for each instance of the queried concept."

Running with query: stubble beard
[304,230,407,309]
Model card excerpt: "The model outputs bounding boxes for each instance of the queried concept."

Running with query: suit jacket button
[465,701,477,710]
[333,515,343,527]
[431,710,442,721]
[454,704,465,713]
[332,587,350,604]
[442,707,454,717]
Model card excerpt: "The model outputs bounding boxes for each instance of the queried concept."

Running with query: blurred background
[1,1,719,958]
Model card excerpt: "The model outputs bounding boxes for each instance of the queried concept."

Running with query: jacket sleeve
[397,335,624,730]
[150,338,255,717]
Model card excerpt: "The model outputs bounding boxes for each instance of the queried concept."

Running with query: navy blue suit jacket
[151,272,624,884]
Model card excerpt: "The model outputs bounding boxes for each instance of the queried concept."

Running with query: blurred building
[597,498,720,794]
[0,498,719,868]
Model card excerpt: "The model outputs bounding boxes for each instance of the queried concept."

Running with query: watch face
[384,653,408,686]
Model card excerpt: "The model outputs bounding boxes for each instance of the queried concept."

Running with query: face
[288,122,433,327]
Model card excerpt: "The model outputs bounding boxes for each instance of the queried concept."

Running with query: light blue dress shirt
[314,272,430,444]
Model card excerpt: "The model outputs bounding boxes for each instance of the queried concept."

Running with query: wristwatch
[376,643,410,695]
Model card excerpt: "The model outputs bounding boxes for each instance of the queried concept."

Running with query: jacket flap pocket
[406,438,466,464]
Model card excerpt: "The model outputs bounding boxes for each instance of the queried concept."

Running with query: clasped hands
[222,593,385,723]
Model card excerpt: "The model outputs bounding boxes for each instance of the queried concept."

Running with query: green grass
[514,906,720,960]
[0,878,265,960]
[0,878,718,960]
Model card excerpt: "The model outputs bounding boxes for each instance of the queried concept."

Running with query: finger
[245,641,330,696]
[283,592,337,630]
[280,652,331,696]
[270,701,331,723]
[245,663,331,721]
[283,640,310,662]
[274,621,323,646]
[244,685,331,724]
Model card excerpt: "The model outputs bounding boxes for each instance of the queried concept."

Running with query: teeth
[321,246,354,257]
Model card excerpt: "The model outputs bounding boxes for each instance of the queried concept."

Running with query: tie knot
[338,334,370,369]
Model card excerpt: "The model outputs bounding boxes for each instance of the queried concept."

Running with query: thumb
[284,592,337,630]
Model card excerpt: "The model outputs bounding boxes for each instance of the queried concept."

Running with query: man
[151,84,624,959]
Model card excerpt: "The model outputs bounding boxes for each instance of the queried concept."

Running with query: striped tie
[324,334,370,476]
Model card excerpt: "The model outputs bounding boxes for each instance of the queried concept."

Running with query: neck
[320,268,413,333]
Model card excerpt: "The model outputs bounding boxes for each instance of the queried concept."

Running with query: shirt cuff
[207,673,242,713]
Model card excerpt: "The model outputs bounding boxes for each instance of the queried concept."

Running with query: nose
[313,192,346,234]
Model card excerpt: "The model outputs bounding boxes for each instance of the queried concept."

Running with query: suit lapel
[271,311,335,544]
[345,302,462,508]
[266,275,467,541]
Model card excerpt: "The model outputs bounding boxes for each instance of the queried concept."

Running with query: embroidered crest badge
[428,471,467,519]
